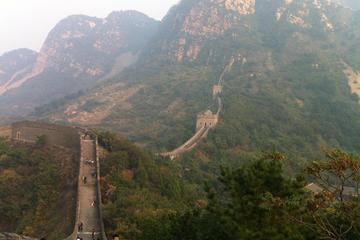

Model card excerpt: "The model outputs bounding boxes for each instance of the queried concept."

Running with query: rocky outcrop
[0,49,37,86]
[224,0,256,14]
[39,10,158,77]
[153,0,343,63]
[276,0,339,31]
[343,62,360,98]
[0,11,159,96]
[161,0,258,62]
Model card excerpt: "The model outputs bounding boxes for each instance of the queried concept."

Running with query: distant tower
[213,85,223,97]
[196,110,218,131]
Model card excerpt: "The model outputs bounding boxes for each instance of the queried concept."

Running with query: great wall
[2,55,358,240]
[0,121,107,240]
[0,57,236,238]
[161,57,234,159]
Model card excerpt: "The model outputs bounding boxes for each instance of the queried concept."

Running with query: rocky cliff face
[0,49,37,86]
[34,10,158,79]
[0,11,159,120]
[149,0,346,62]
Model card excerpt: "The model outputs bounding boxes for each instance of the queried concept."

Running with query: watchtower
[213,85,223,97]
[196,110,218,131]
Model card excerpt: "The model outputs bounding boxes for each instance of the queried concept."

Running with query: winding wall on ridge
[161,57,232,159]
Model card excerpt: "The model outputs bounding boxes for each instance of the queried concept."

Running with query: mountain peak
[11,11,158,81]
[0,10,160,117]
[107,10,155,19]
[0,48,37,85]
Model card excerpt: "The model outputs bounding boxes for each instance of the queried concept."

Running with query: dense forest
[0,137,77,239]
[97,131,360,240]
[97,131,210,238]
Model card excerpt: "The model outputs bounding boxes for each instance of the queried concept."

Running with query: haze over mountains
[2,1,360,239]
[0,10,159,119]
[0,49,37,85]
[0,0,360,159]
[339,0,360,10]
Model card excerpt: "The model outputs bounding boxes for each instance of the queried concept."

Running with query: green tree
[201,152,309,239]
[35,135,47,147]
[306,150,360,239]
[139,152,311,240]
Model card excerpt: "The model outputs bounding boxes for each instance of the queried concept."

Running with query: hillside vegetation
[0,138,77,239]
[137,150,360,240]
[97,131,211,238]
[32,0,360,165]
[96,131,360,240]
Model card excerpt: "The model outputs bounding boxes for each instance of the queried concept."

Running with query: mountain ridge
[0,10,159,121]
[0,49,37,86]
[32,0,360,162]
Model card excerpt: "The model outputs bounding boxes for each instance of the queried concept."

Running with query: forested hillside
[96,131,360,239]
[0,138,77,239]
[36,0,360,165]
[1,128,359,240]
[97,131,214,238]
[136,150,360,240]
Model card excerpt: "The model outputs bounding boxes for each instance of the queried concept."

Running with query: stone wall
[212,85,223,97]
[11,121,82,151]
[0,125,12,138]
[196,110,218,131]
[94,135,108,240]
[0,121,108,240]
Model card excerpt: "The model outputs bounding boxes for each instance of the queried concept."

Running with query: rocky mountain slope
[0,11,159,121]
[32,0,360,160]
[0,49,37,86]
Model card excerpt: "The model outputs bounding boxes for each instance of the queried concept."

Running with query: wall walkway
[161,126,208,159]
[0,122,107,240]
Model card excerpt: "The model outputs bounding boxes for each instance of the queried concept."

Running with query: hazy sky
[0,0,179,55]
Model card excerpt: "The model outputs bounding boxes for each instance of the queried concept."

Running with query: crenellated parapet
[196,110,219,131]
